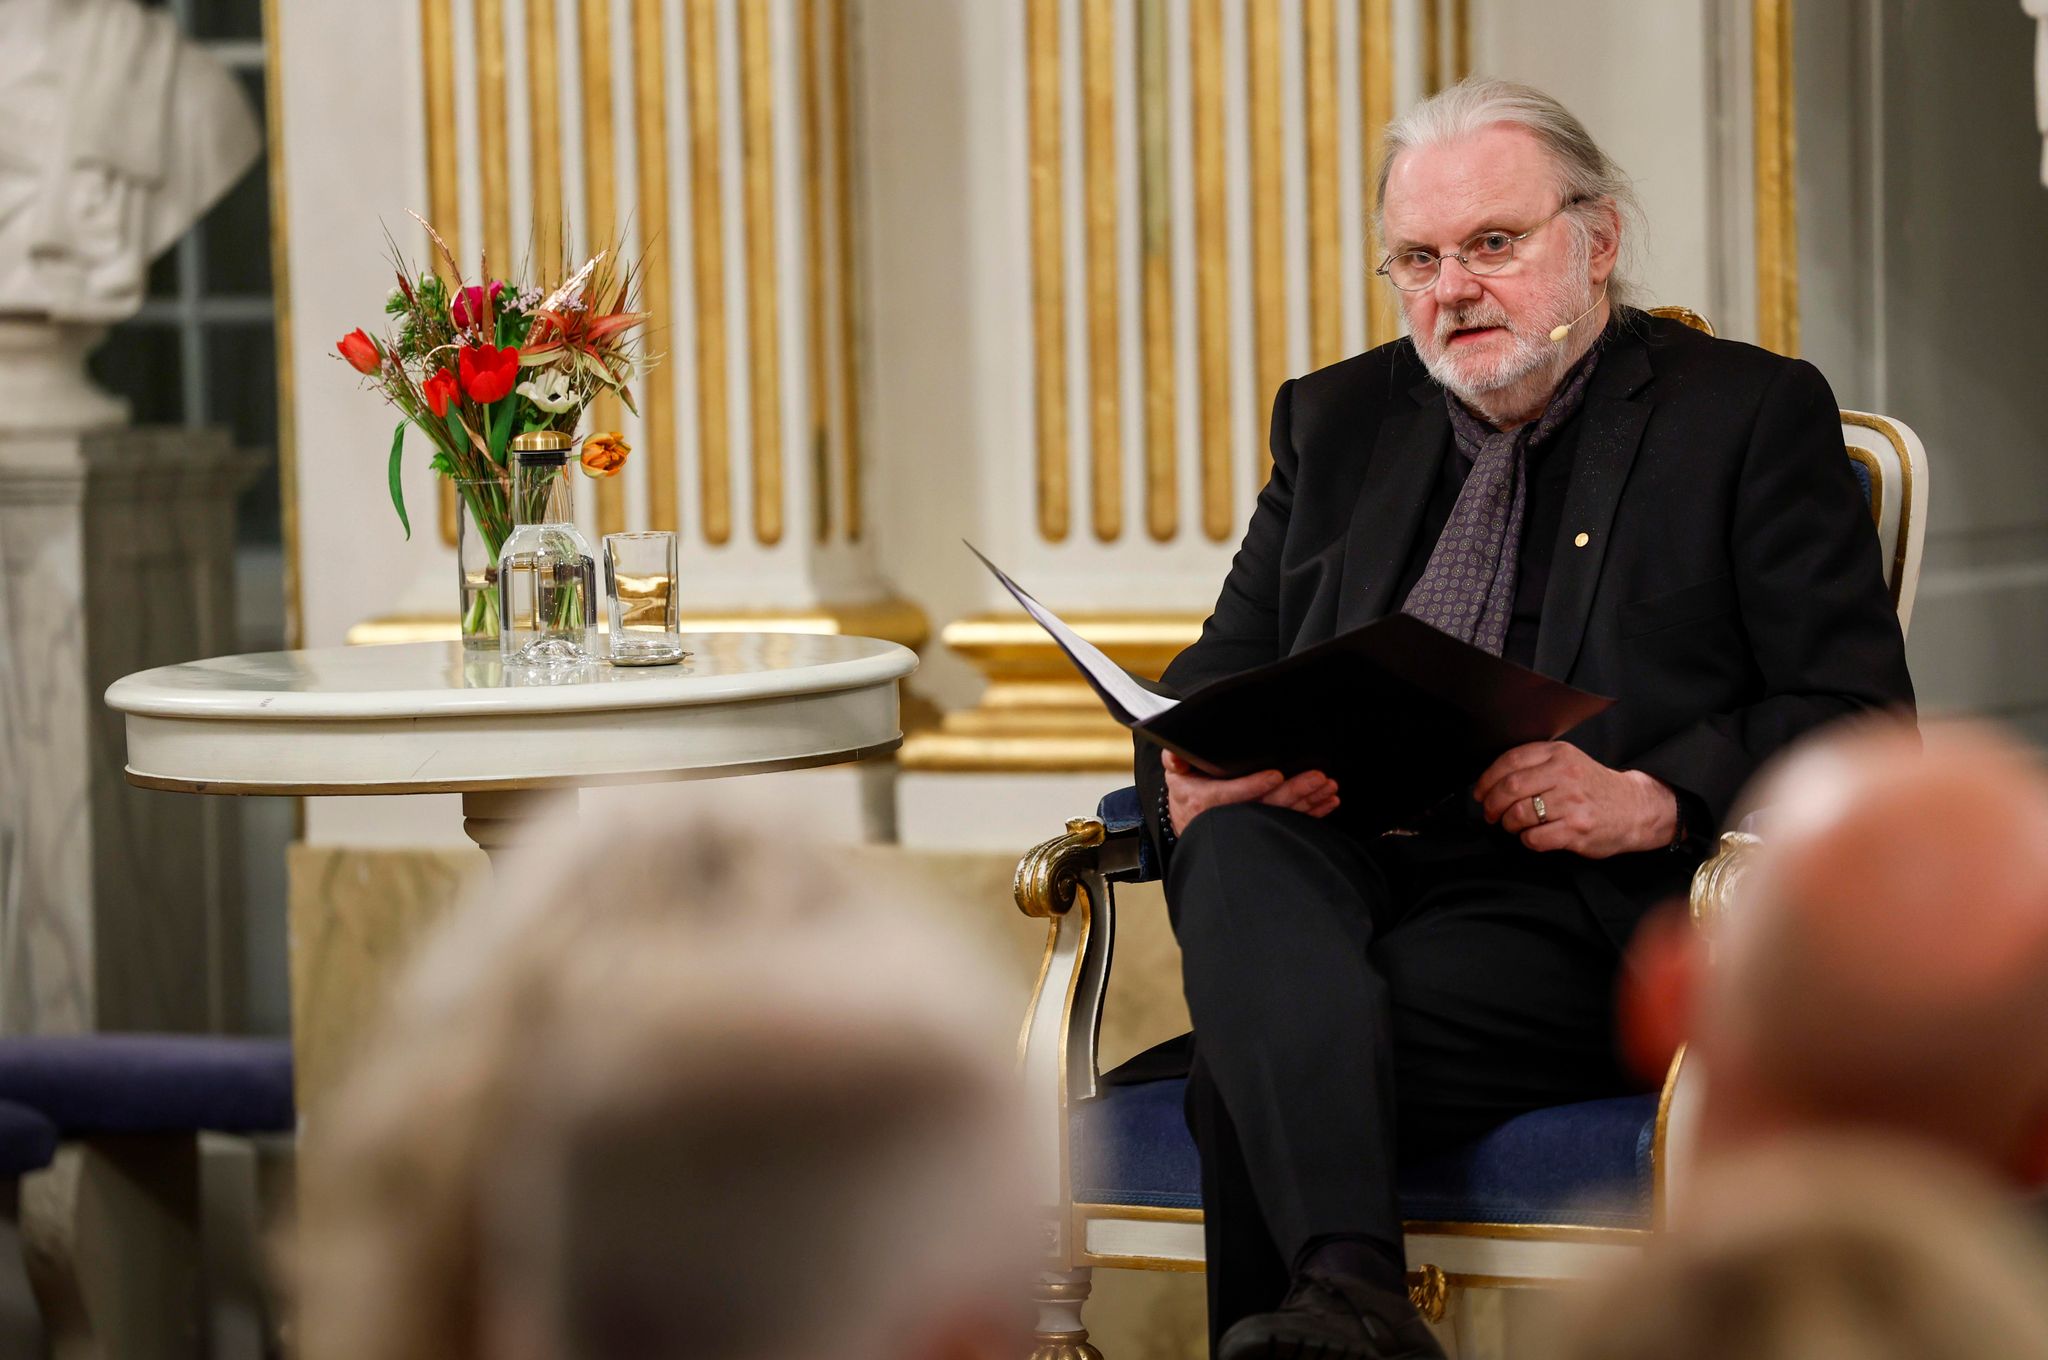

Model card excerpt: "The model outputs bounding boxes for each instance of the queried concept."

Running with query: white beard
[1408,267,1595,419]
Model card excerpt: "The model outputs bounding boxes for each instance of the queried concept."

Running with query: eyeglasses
[1375,198,1585,292]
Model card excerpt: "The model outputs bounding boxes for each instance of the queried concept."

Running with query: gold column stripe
[1137,0,1175,542]
[1190,0,1230,541]
[1082,0,1121,541]
[1752,0,1800,356]
[828,0,863,541]
[631,0,678,532]
[801,0,831,542]
[528,0,564,271]
[420,0,463,545]
[739,0,784,546]
[684,0,731,545]
[1360,0,1399,348]
[1303,0,1341,369]
[262,0,300,647]
[1027,0,1069,542]
[578,0,626,535]
[475,0,512,273]
[737,1,782,540]
[1451,0,1471,81]
[1247,0,1286,465]
[1421,0,1442,96]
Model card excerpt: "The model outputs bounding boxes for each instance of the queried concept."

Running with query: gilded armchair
[1007,309,1930,1358]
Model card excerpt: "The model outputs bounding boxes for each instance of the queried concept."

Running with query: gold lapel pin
[1574,532,1591,548]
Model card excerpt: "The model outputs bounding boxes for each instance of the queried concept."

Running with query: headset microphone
[1549,288,1610,344]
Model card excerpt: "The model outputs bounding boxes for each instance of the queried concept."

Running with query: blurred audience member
[294,818,1030,1360]
[1623,719,2048,1187]
[1542,1137,2048,1360]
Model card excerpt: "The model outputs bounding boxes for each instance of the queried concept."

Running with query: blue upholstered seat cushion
[0,1101,58,1177]
[1071,1077,1656,1229]
[0,1036,295,1136]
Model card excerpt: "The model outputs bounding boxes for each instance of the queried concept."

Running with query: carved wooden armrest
[1015,818,1108,919]
[1687,830,1763,936]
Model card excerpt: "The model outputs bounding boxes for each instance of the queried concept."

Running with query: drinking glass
[603,532,686,666]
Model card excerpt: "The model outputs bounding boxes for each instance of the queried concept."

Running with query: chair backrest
[1646,307,1928,637]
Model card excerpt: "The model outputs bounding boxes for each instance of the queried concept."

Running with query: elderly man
[1681,721,2048,1186]
[1131,79,1914,1359]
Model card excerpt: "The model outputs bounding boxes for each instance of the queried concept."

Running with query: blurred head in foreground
[1625,718,2048,1185]
[295,818,1030,1360]
[1543,1137,2048,1360]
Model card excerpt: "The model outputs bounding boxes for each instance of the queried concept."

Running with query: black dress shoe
[1217,1269,1448,1360]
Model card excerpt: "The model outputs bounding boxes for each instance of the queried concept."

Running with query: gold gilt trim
[420,0,463,545]
[1077,1249,1206,1274]
[1408,1264,1449,1325]
[578,0,626,536]
[475,0,512,274]
[1402,1221,1652,1245]
[527,0,564,271]
[1359,0,1399,348]
[631,0,679,533]
[1017,920,1062,1067]
[1646,304,1716,337]
[1421,0,1442,96]
[1451,0,1471,82]
[1137,0,1176,542]
[344,597,930,650]
[740,0,785,545]
[1841,410,1916,608]
[263,0,300,648]
[1015,818,1106,921]
[1246,0,1285,460]
[1651,1043,1686,1231]
[1689,830,1761,936]
[1082,0,1122,542]
[1191,0,1231,541]
[1303,0,1342,369]
[801,0,831,542]
[828,0,864,540]
[1073,1203,1203,1224]
[685,0,732,545]
[1752,0,1799,356]
[1027,0,1069,542]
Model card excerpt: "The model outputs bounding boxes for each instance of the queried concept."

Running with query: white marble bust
[0,0,261,323]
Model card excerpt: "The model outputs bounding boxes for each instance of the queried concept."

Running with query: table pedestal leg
[461,788,579,874]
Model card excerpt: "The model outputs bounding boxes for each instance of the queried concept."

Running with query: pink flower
[451,281,505,331]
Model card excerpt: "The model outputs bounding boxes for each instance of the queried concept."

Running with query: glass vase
[497,436,599,668]
[455,476,513,652]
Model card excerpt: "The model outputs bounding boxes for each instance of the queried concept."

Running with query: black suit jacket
[1136,311,1915,941]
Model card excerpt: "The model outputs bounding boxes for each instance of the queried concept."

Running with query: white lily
[517,370,576,413]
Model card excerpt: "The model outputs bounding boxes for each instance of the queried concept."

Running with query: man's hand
[1162,752,1339,837]
[1473,742,1678,858]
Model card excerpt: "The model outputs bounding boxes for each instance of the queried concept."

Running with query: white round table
[105,634,918,866]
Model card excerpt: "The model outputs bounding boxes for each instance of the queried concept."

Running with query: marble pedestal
[0,426,251,1034]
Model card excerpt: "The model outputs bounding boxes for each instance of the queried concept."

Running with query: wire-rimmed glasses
[1375,198,1585,292]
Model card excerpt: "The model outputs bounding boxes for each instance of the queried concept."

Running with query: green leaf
[388,421,411,539]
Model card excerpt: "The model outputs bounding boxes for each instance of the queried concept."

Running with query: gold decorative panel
[1026,0,1403,545]
[416,0,867,549]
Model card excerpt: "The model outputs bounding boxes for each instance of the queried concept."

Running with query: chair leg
[1029,1268,1103,1360]
[22,1136,204,1360]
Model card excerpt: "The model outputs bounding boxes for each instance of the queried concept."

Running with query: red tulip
[458,344,520,405]
[422,367,460,417]
[451,281,505,331]
[336,328,380,375]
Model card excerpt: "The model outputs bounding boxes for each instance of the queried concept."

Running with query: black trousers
[1164,802,1646,1349]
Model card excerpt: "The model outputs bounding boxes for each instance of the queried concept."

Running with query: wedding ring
[1532,795,1548,824]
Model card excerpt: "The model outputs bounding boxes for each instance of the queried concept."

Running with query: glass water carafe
[497,434,598,668]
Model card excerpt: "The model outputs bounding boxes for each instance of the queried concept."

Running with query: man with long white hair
[1129,79,1913,1359]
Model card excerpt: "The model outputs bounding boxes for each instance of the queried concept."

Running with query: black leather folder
[972,545,1614,835]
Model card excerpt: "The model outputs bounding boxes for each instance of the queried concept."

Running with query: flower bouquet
[336,223,647,647]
